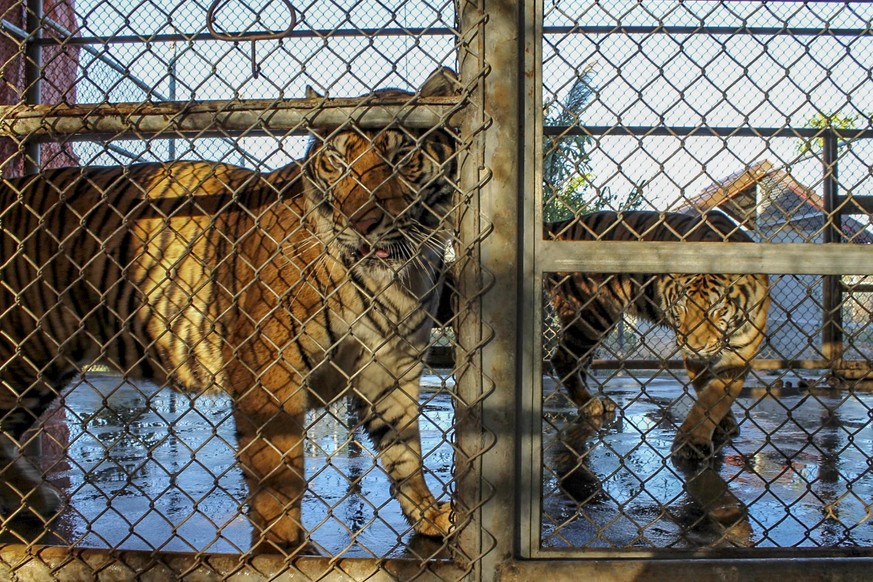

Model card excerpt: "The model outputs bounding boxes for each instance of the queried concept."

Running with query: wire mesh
[2,0,873,578]
[0,0,491,579]
[539,0,873,558]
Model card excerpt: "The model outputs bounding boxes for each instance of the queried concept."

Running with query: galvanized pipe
[539,240,873,276]
[0,98,463,141]
[822,130,844,364]
[23,0,42,172]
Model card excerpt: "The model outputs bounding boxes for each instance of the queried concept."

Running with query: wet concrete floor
[8,368,873,557]
[542,370,873,551]
[29,372,455,558]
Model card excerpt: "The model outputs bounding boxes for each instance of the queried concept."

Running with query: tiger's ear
[419,67,459,98]
[305,85,323,99]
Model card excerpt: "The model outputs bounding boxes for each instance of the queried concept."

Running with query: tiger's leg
[551,318,617,418]
[684,361,740,445]
[0,375,63,522]
[673,356,748,462]
[673,274,769,462]
[355,359,453,538]
[232,383,308,553]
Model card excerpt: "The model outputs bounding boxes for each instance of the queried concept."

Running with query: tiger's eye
[324,149,345,170]
[392,146,416,169]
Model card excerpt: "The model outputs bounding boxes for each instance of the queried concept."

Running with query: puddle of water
[542,371,873,551]
[29,371,455,557]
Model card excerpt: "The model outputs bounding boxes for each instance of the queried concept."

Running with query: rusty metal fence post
[454,0,530,576]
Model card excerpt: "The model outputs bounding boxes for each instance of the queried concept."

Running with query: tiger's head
[303,68,458,276]
[668,274,761,359]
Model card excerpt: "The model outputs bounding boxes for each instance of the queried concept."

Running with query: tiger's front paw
[670,433,715,466]
[712,411,741,446]
[414,501,454,538]
[577,396,617,418]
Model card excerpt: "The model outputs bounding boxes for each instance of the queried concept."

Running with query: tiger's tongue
[360,243,390,258]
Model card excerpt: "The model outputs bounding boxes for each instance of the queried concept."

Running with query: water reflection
[542,372,873,550]
[8,369,873,553]
[11,371,455,557]
[548,414,610,503]
[673,461,752,548]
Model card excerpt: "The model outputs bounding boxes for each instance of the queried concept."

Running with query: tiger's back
[546,211,770,461]
[0,162,288,420]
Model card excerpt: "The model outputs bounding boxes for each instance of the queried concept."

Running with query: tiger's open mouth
[357,242,393,260]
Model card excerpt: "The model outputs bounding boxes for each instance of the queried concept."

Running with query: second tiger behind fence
[545,211,770,462]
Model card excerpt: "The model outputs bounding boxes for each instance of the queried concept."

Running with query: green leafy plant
[543,66,643,221]
[543,68,595,222]
[796,112,860,155]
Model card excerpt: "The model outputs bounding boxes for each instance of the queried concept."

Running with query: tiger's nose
[351,214,382,235]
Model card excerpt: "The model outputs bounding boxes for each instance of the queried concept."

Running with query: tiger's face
[305,128,455,274]
[669,275,742,358]
[301,68,458,277]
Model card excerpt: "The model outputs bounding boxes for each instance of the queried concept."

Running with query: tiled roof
[676,159,873,243]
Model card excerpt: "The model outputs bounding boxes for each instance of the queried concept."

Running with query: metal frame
[516,1,873,578]
[0,0,872,579]
[453,0,521,577]
[0,98,462,141]
[22,0,42,173]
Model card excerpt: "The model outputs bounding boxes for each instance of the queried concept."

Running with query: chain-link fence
[533,0,873,568]
[1,0,872,580]
[0,1,498,579]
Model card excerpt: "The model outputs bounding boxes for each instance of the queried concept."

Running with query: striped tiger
[546,210,770,461]
[0,67,458,551]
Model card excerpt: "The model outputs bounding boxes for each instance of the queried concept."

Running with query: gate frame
[512,0,873,579]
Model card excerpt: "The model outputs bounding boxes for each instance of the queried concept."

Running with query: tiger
[545,210,770,462]
[0,67,459,552]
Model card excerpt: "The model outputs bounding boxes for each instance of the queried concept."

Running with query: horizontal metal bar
[498,557,873,582]
[24,26,458,46]
[586,358,836,371]
[539,241,873,276]
[544,125,873,140]
[14,25,870,48]
[543,25,873,38]
[0,17,28,39]
[843,283,873,293]
[447,356,856,373]
[0,544,464,581]
[838,195,873,214]
[0,98,463,141]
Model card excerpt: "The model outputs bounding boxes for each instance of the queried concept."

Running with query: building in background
[0,0,79,176]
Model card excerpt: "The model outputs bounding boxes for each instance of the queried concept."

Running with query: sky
[70,0,457,168]
[63,0,872,210]
[543,1,873,209]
